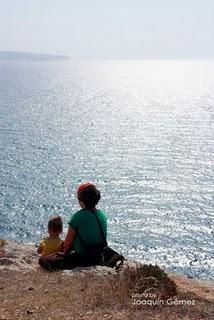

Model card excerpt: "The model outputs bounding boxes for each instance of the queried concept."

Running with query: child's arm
[37,240,44,255]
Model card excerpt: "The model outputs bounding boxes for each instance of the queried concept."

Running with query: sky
[0,0,214,59]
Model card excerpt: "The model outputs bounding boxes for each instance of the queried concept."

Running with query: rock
[0,240,37,272]
[26,309,34,314]
[62,265,117,277]
[28,287,34,291]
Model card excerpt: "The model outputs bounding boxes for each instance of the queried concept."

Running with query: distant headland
[0,51,70,61]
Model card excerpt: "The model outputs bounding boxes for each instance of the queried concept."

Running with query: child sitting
[37,216,64,256]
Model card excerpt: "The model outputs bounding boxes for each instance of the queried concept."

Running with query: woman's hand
[64,226,76,253]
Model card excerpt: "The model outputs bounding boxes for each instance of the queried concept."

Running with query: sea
[0,60,213,279]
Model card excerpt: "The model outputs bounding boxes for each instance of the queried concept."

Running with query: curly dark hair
[78,184,101,209]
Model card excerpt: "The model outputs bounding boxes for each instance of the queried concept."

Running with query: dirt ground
[0,268,213,320]
[0,241,213,320]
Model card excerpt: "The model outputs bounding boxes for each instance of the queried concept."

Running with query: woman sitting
[64,182,108,265]
[39,183,108,270]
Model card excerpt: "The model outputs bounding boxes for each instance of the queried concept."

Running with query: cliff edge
[0,240,213,320]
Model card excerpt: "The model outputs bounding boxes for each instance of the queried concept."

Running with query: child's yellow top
[38,237,63,256]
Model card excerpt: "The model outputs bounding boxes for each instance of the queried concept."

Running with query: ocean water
[0,60,213,279]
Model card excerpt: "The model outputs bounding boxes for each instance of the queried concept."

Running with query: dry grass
[119,263,177,301]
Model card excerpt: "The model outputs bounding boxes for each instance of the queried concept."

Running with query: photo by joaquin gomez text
[131,292,196,306]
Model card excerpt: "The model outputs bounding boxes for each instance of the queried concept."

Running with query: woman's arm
[64,227,76,253]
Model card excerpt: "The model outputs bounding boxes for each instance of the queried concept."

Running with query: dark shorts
[39,251,103,271]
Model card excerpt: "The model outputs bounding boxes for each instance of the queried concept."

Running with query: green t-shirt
[67,209,107,254]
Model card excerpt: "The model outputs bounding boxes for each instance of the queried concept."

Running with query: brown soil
[0,241,213,320]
